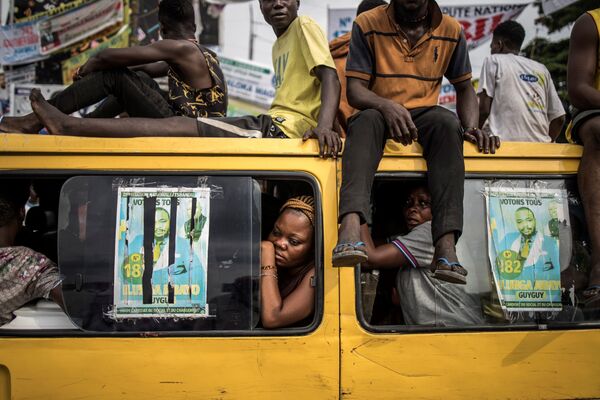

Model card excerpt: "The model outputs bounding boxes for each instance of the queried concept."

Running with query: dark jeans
[339,106,464,243]
[49,68,173,118]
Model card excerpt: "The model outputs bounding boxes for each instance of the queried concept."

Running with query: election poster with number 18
[485,186,568,312]
[113,187,210,318]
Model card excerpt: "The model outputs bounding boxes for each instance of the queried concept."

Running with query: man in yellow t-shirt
[24,0,342,158]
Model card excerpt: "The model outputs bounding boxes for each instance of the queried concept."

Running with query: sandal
[432,257,468,285]
[332,241,367,267]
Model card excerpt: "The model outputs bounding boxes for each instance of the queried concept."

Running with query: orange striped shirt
[346,1,472,110]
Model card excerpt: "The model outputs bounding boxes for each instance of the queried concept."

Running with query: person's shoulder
[513,54,543,67]
[0,246,55,266]
[354,5,387,30]
[437,14,464,37]
[296,15,322,30]
[396,220,432,241]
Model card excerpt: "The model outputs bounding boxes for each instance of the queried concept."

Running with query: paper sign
[486,186,568,312]
[113,187,210,318]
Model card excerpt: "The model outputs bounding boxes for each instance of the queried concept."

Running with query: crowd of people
[0,0,599,329]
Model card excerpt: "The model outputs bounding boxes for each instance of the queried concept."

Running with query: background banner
[61,26,130,84]
[113,187,210,318]
[441,3,527,49]
[326,3,527,49]
[327,7,354,41]
[220,56,275,108]
[486,186,568,312]
[0,21,44,65]
[39,0,124,55]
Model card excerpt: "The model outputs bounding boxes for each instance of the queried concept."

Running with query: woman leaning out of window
[260,196,316,329]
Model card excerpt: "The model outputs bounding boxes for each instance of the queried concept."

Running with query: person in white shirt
[478,21,565,142]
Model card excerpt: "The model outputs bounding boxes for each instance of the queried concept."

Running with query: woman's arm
[260,241,315,329]
[360,224,412,269]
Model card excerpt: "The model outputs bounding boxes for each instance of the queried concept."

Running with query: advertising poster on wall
[0,21,44,65]
[485,186,568,312]
[113,187,210,318]
[12,0,91,23]
[220,56,275,108]
[39,0,124,55]
[61,26,130,85]
[327,7,355,41]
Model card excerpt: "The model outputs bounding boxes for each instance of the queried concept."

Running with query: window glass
[361,177,594,331]
[59,176,261,332]
[1,174,319,333]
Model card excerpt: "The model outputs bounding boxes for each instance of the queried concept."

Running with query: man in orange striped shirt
[332,0,499,285]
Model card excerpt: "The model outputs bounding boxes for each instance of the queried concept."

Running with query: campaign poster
[113,187,210,318]
[39,0,124,55]
[486,187,568,312]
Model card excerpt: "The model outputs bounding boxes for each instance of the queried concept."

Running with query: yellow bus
[0,134,597,400]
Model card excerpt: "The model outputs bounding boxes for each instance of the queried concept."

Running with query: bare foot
[0,113,42,134]
[29,89,65,135]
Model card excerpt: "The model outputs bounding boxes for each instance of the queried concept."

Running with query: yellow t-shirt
[268,16,336,138]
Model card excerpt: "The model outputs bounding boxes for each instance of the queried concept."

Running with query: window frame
[0,170,325,338]
[356,172,600,334]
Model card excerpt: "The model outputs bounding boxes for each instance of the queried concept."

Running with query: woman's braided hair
[280,195,315,226]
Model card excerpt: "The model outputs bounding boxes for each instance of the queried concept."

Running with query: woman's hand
[261,240,276,266]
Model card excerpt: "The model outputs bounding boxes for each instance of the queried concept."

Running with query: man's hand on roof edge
[303,126,342,159]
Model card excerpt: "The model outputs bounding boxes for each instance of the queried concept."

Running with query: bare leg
[338,213,361,244]
[433,234,459,263]
[30,89,197,137]
[577,116,600,292]
[0,113,42,134]
[432,232,468,284]
[2,69,172,134]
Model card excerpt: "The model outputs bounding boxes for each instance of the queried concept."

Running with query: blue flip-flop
[432,257,468,285]
[332,241,367,267]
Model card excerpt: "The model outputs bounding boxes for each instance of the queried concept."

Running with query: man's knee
[429,106,462,134]
[348,109,385,130]
[579,116,600,150]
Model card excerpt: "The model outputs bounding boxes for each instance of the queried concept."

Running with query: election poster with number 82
[485,186,568,312]
[113,187,210,318]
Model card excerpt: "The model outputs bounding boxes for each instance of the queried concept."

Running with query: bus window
[359,177,596,332]
[0,174,321,334]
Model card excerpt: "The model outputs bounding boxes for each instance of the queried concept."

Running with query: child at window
[360,186,483,326]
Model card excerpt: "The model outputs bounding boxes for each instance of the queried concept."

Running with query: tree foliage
[522,0,595,103]
[535,0,598,33]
